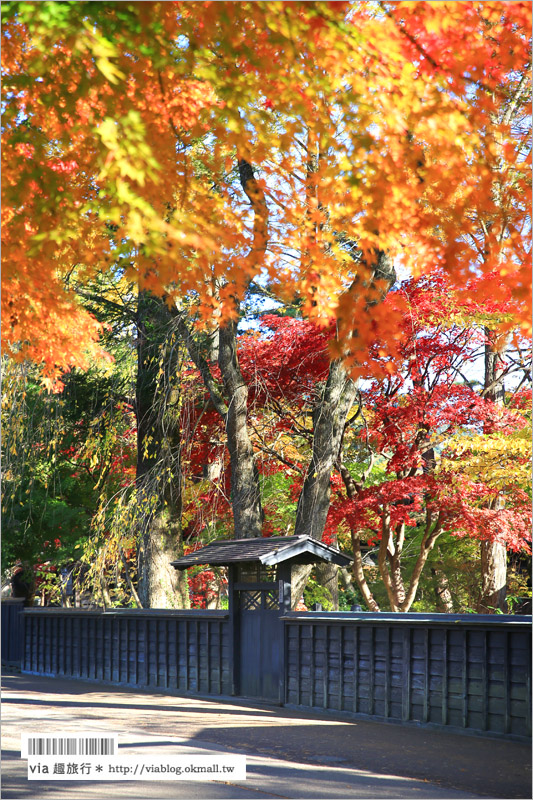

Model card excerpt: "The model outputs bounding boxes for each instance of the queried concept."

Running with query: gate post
[227,564,239,696]
[277,563,292,705]
[1,597,25,668]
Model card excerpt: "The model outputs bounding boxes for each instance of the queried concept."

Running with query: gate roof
[171,535,352,569]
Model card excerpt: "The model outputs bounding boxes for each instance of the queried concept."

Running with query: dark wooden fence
[1,598,25,666]
[8,607,531,741]
[283,612,531,740]
[22,608,231,695]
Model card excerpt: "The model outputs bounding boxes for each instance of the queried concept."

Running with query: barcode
[22,735,116,757]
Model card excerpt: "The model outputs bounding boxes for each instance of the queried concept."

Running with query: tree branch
[173,313,228,420]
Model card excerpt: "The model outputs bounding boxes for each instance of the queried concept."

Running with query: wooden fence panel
[13,606,531,741]
[284,613,531,741]
[21,609,232,697]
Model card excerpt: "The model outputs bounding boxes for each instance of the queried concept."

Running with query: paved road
[1,672,531,799]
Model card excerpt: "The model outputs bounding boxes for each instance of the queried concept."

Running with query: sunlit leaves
[2,1,530,387]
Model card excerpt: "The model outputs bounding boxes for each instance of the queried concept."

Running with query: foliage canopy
[2,1,531,387]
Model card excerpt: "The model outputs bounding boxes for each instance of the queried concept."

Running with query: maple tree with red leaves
[326,274,531,610]
[176,272,530,611]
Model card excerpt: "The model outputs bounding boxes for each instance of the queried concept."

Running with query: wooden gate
[170,535,352,704]
[234,565,284,702]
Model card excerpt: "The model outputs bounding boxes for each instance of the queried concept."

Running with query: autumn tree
[65,274,193,608]
[329,275,531,612]
[3,2,530,379]
[2,2,530,606]
[176,280,530,611]
[466,56,531,612]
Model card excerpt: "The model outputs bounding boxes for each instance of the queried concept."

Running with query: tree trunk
[350,529,380,611]
[478,541,507,613]
[174,157,267,541]
[477,328,508,613]
[314,562,339,609]
[138,510,187,608]
[293,250,396,609]
[400,509,443,612]
[295,359,358,540]
[136,291,189,608]
[218,318,263,538]
[290,361,356,608]
[432,566,454,612]
[378,507,400,611]
[175,310,264,541]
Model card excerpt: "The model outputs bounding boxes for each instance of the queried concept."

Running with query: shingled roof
[171,535,352,569]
